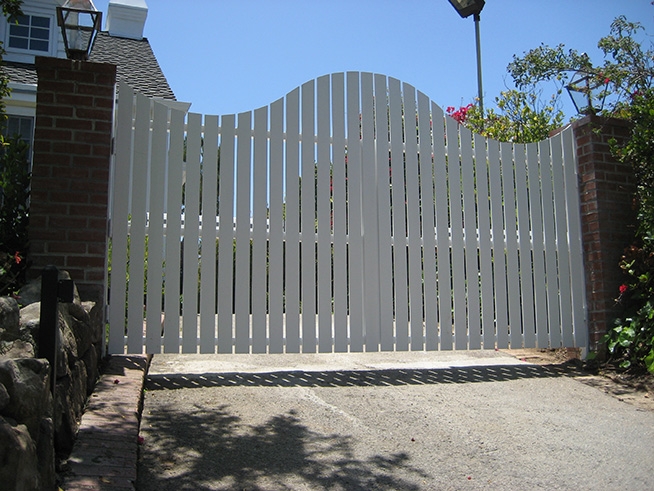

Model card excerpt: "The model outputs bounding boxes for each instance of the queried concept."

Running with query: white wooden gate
[107,73,587,354]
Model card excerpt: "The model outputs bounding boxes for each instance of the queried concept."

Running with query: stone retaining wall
[0,273,103,490]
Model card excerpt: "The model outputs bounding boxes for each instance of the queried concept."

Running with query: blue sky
[94,0,653,121]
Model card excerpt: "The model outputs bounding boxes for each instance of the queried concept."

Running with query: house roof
[2,61,37,85]
[89,32,175,100]
[2,31,176,101]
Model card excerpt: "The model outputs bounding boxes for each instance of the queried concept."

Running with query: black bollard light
[38,265,74,394]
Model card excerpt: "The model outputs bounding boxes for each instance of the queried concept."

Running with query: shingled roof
[2,31,176,101]
[90,32,175,100]
[2,61,37,85]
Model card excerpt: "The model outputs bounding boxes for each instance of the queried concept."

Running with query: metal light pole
[473,11,483,118]
[448,0,485,118]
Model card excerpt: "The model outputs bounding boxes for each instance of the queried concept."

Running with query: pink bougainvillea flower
[619,284,628,295]
[14,252,21,264]
[447,104,474,124]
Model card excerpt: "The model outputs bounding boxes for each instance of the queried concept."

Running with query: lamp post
[56,0,102,61]
[447,0,485,118]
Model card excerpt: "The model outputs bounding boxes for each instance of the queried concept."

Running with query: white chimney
[106,0,148,40]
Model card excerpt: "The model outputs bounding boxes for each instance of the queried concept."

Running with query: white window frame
[8,13,52,54]
[2,8,57,62]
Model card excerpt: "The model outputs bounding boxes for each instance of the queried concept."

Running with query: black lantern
[448,0,485,19]
[565,71,610,115]
[56,0,102,60]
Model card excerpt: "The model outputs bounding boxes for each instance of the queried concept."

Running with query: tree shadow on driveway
[137,362,587,490]
[137,401,427,491]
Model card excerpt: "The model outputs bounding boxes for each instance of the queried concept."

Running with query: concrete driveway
[136,351,654,490]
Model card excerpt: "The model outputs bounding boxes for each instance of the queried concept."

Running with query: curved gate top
[108,72,587,355]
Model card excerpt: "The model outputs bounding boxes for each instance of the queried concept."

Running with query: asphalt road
[136,351,654,490]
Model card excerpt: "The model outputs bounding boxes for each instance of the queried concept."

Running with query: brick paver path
[63,355,149,490]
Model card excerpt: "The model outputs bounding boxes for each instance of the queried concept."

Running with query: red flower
[446,104,474,124]
[13,252,21,264]
[619,284,628,295]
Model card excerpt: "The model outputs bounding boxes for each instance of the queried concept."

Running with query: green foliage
[1,0,21,17]
[613,90,654,241]
[507,16,654,117]
[606,89,654,373]
[608,245,654,373]
[0,1,30,297]
[461,89,564,143]
[453,14,654,142]
[0,136,29,295]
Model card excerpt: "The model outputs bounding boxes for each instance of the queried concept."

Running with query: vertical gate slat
[433,103,452,350]
[217,114,236,353]
[418,92,438,350]
[235,111,252,353]
[514,144,535,348]
[145,101,168,354]
[502,142,522,348]
[461,126,481,349]
[375,74,394,351]
[285,88,301,352]
[474,133,495,349]
[447,118,467,350]
[361,72,381,351]
[487,140,509,348]
[301,80,317,353]
[108,82,134,354]
[182,112,202,353]
[200,115,219,353]
[402,83,425,351]
[126,93,151,354]
[527,143,548,348]
[268,99,285,353]
[388,77,409,350]
[317,75,333,352]
[346,72,364,352]
[331,74,348,352]
[550,132,572,347]
[562,128,587,348]
[163,107,185,353]
[252,107,269,353]
[539,139,562,348]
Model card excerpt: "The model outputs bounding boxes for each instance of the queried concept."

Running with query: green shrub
[607,89,654,373]
[0,135,30,296]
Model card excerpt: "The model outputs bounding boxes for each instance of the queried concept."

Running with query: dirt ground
[503,348,654,412]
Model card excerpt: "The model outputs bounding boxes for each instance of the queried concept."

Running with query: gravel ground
[136,351,654,490]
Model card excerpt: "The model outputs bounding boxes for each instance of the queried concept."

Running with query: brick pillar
[572,115,636,353]
[30,57,116,303]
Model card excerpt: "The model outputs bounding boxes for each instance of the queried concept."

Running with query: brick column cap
[35,55,118,77]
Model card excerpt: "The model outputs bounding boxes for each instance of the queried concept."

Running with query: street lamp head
[448,0,485,19]
[56,0,102,61]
